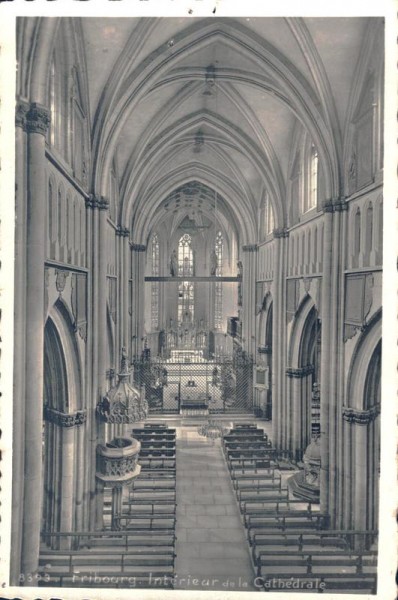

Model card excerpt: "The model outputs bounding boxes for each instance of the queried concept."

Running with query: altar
[180,389,210,416]
[169,349,205,363]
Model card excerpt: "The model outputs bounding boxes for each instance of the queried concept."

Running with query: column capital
[85,195,109,210]
[43,406,87,427]
[322,198,348,213]
[25,102,51,135]
[342,405,380,425]
[98,196,110,211]
[15,98,30,130]
[130,243,146,252]
[242,244,258,252]
[286,365,314,378]
[258,345,272,354]
[273,228,289,238]
[116,226,130,238]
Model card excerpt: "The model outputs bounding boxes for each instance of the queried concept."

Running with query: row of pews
[39,423,177,589]
[223,423,378,594]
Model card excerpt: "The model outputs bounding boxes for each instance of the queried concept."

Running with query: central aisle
[174,425,256,592]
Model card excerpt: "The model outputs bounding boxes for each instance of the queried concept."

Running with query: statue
[237,260,243,278]
[210,250,218,276]
[170,249,178,276]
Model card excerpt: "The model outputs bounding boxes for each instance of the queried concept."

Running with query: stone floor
[174,425,259,592]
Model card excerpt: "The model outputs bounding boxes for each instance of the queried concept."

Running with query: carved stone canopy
[97,349,148,424]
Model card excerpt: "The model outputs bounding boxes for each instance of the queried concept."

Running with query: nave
[37,418,377,593]
[9,13,389,595]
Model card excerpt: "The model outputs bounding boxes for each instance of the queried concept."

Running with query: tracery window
[151,234,160,329]
[309,145,318,210]
[178,234,194,324]
[301,145,318,214]
[214,231,223,329]
[178,233,193,276]
[265,195,275,235]
[178,282,194,324]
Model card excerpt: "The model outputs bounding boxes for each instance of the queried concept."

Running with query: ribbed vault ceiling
[80,16,370,240]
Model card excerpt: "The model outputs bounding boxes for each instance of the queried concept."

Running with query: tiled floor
[174,426,257,591]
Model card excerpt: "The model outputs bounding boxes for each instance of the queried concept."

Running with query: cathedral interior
[11,15,385,594]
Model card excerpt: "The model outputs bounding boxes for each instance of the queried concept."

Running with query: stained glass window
[178,234,194,323]
[151,234,159,329]
[215,231,223,329]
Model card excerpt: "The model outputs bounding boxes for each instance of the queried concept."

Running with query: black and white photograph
[0,1,396,599]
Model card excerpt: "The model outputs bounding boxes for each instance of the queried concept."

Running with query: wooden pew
[139,440,176,450]
[114,514,176,531]
[255,548,376,576]
[250,529,377,552]
[41,530,177,550]
[139,449,176,458]
[139,457,176,470]
[247,513,325,537]
[231,467,278,487]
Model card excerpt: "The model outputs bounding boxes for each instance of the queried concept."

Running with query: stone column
[96,197,109,528]
[75,422,85,532]
[85,196,99,531]
[336,204,348,528]
[21,103,50,578]
[130,243,147,357]
[328,202,345,524]
[320,199,346,524]
[98,197,110,395]
[342,406,379,539]
[117,228,130,351]
[83,196,95,531]
[272,229,288,449]
[11,99,29,583]
[319,203,333,517]
[286,366,314,461]
[59,427,75,549]
[241,244,257,356]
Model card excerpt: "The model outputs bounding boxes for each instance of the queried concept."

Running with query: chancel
[10,14,385,594]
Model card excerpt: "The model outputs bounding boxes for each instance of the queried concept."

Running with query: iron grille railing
[131,354,254,414]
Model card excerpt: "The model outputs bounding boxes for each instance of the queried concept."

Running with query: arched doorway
[343,317,381,538]
[42,301,82,548]
[287,300,321,461]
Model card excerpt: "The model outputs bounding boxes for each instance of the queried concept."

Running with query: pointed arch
[45,298,83,412]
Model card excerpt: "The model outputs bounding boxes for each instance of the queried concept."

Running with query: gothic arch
[45,298,83,412]
[288,295,317,367]
[346,309,382,411]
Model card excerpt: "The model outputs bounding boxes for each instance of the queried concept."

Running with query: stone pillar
[11,99,29,583]
[83,196,94,532]
[342,405,380,538]
[286,366,314,461]
[59,427,75,549]
[241,244,257,356]
[21,103,50,579]
[95,479,105,531]
[341,417,352,530]
[98,197,110,395]
[85,196,99,531]
[319,204,333,517]
[320,199,346,523]
[117,228,130,351]
[111,486,123,530]
[130,243,147,357]
[75,423,85,532]
[336,205,348,528]
[272,229,288,449]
